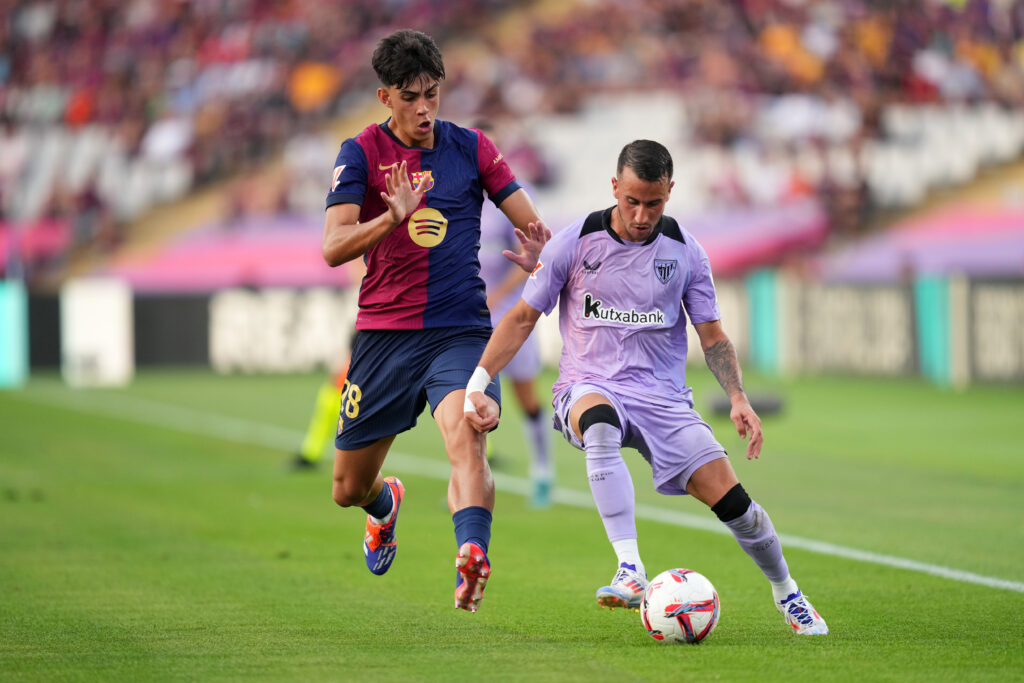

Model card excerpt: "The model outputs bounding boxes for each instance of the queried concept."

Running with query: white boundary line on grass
[20,388,1024,594]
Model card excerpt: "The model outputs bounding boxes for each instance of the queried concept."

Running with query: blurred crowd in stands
[0,0,521,281]
[2,0,1024,284]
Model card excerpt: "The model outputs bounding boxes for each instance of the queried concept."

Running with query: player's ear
[377,87,392,109]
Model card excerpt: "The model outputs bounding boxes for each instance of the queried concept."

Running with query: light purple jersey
[522,207,720,404]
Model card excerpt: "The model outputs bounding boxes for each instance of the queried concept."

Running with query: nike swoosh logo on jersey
[378,161,399,171]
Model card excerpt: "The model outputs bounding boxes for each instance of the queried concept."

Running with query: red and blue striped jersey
[327,119,520,330]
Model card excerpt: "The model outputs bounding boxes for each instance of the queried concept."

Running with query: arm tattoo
[703,339,745,397]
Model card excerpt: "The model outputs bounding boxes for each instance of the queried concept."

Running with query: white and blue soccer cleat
[777,590,829,635]
[596,562,648,611]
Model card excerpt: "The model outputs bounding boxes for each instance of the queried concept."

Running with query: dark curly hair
[371,29,445,89]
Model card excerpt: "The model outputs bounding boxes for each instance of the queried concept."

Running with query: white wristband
[463,366,492,413]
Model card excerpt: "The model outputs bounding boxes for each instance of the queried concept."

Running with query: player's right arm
[464,298,543,432]
[322,160,426,266]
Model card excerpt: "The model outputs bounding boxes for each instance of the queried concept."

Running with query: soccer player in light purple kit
[465,140,828,635]
[323,30,548,612]
[478,182,554,507]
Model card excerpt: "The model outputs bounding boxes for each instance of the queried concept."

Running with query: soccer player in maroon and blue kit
[466,140,828,634]
[322,29,548,612]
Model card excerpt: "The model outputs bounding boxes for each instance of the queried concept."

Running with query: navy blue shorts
[334,325,501,450]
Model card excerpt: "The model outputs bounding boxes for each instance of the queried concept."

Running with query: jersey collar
[601,206,663,246]
[379,118,442,151]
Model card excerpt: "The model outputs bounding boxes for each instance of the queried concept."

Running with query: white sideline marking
[20,387,1024,594]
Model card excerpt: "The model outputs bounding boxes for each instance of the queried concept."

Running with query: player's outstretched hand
[503,220,552,272]
[464,390,500,433]
[381,160,428,226]
[730,395,763,460]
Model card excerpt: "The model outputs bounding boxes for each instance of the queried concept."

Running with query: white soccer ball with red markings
[640,568,720,644]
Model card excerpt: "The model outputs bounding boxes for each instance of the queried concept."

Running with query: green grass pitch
[1,369,1022,681]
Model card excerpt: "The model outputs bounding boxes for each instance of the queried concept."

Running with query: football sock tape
[711,483,751,522]
[578,403,621,433]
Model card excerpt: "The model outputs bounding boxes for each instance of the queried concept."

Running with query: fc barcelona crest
[654,259,678,284]
[411,170,435,191]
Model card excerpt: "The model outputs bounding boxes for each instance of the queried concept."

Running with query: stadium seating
[2,0,1023,284]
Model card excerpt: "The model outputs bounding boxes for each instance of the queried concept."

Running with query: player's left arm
[496,188,551,272]
[693,320,763,460]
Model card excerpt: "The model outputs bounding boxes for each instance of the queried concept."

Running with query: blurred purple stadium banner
[821,203,1024,284]
[100,216,354,293]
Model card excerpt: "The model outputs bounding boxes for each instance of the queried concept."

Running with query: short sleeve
[521,220,580,315]
[325,139,369,209]
[475,130,520,205]
[682,238,721,324]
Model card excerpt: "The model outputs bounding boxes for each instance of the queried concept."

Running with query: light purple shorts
[553,382,726,495]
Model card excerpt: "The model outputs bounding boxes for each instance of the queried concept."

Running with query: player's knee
[332,477,372,508]
[710,483,752,522]
[444,423,486,460]
[578,404,620,435]
[578,404,623,464]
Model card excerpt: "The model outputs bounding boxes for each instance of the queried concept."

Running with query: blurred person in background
[290,328,358,470]
[465,140,828,635]
[321,29,548,613]
[475,121,554,508]
[479,202,555,508]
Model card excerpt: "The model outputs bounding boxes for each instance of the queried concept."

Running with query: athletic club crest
[411,170,435,191]
[654,259,678,284]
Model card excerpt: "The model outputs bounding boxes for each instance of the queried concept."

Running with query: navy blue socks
[361,481,394,521]
[453,506,492,554]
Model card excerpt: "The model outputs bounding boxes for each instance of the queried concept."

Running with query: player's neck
[611,208,642,243]
[387,119,435,149]
[610,209,627,241]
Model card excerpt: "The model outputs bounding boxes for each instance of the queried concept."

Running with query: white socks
[770,576,800,603]
[612,538,646,577]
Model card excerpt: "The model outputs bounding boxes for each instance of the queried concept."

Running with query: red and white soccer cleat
[454,541,490,612]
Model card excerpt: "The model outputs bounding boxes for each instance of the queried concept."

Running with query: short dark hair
[616,140,673,183]
[371,29,445,90]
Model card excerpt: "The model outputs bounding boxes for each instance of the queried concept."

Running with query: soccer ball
[640,568,720,644]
